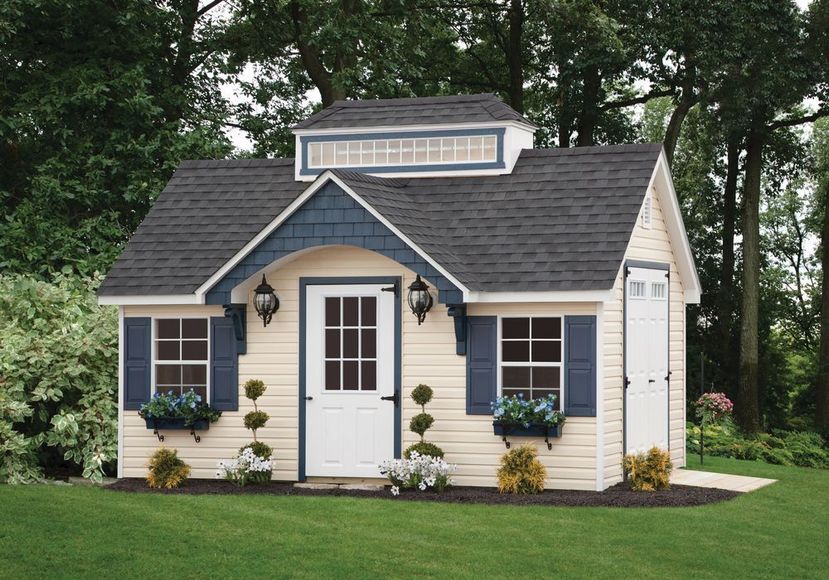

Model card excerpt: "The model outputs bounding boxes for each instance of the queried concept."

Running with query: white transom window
[307,135,498,169]
[499,317,563,409]
[154,318,208,399]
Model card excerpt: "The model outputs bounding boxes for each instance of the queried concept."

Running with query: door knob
[305,396,313,400]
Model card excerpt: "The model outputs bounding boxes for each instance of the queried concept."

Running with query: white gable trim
[194,171,472,300]
[98,294,202,306]
[292,120,537,136]
[465,289,614,303]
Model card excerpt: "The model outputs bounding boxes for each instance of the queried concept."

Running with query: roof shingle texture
[293,93,536,130]
[98,144,662,296]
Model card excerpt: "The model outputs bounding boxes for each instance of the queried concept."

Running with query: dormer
[292,94,536,181]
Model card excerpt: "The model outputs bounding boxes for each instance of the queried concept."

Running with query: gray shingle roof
[292,94,536,130]
[98,144,663,296]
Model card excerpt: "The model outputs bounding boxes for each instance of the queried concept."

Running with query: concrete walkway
[671,469,777,493]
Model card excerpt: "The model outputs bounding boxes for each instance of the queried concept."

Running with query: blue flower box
[144,417,209,431]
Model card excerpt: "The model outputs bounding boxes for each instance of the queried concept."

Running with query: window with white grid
[500,317,563,409]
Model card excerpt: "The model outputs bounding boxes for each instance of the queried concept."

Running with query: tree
[814,118,829,430]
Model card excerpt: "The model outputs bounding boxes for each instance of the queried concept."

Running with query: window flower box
[144,417,210,431]
[491,394,566,450]
[139,390,222,443]
[492,422,562,449]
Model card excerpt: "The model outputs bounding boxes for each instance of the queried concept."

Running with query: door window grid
[500,317,563,410]
[629,279,647,299]
[154,318,208,399]
[651,281,667,300]
[324,296,377,391]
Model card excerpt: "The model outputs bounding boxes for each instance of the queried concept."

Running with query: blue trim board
[299,127,506,176]
[298,276,402,482]
[205,181,464,305]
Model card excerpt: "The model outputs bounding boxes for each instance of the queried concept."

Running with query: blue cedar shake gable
[205,182,464,305]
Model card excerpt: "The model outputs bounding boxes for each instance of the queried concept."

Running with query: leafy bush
[244,411,269,431]
[491,394,566,428]
[243,379,270,442]
[496,444,546,494]
[0,272,117,483]
[379,451,456,495]
[139,390,222,426]
[243,379,266,401]
[216,447,272,486]
[623,447,672,491]
[686,423,828,468]
[409,413,434,437]
[240,441,273,459]
[404,441,445,459]
[147,447,190,489]
[411,384,433,407]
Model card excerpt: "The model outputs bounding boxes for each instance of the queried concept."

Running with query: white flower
[390,485,400,496]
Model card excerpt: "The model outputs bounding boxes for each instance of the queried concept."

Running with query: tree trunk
[817,178,829,430]
[718,138,740,386]
[663,90,697,166]
[507,0,524,113]
[289,0,345,106]
[736,130,763,433]
[576,65,601,147]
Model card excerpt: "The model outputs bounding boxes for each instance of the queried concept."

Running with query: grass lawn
[0,456,826,579]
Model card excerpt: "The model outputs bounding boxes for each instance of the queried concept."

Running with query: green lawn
[0,456,826,579]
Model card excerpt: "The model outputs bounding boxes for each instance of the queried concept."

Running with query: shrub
[244,379,266,401]
[216,447,272,486]
[244,411,269,431]
[242,379,270,442]
[404,441,445,459]
[411,384,433,407]
[409,413,434,437]
[379,451,456,495]
[623,447,672,491]
[240,441,273,460]
[496,444,546,494]
[147,447,190,489]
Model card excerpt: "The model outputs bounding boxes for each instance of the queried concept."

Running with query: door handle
[305,396,313,401]
[380,392,399,406]
[648,379,656,383]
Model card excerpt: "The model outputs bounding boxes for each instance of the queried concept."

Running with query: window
[324,296,377,391]
[500,317,563,409]
[306,134,499,169]
[154,318,208,398]
[629,279,646,299]
[651,281,667,300]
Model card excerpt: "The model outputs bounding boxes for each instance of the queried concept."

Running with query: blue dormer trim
[299,127,506,177]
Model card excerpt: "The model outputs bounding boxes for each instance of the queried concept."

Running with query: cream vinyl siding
[122,246,598,490]
[601,182,687,487]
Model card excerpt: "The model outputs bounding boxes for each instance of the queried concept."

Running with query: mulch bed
[106,478,739,507]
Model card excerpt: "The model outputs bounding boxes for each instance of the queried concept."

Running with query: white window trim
[151,317,210,400]
[496,316,564,409]
[322,295,378,393]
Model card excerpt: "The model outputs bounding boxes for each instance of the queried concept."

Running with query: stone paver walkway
[671,469,777,492]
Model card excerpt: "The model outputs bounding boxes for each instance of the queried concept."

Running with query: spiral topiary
[243,379,269,443]
[404,383,445,459]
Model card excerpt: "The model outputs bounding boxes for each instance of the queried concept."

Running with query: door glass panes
[324,296,378,391]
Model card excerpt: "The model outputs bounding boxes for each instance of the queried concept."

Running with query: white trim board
[98,294,202,306]
[292,120,537,137]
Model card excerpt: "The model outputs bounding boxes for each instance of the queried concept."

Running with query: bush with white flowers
[216,447,272,487]
[379,451,456,495]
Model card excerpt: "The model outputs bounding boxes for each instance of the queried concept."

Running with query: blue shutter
[466,316,497,415]
[124,317,151,410]
[211,317,239,411]
[564,315,597,417]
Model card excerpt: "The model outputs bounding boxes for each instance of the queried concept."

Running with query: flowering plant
[379,451,456,495]
[491,394,566,428]
[216,447,273,486]
[695,392,734,424]
[138,390,222,426]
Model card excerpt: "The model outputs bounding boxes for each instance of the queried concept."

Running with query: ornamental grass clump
[496,444,546,494]
[404,384,445,459]
[147,447,190,489]
[622,446,672,491]
[379,451,456,495]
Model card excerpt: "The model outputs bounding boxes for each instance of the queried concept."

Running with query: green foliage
[244,411,269,432]
[686,423,829,469]
[409,413,434,439]
[240,441,273,460]
[244,379,266,402]
[403,441,444,459]
[496,444,546,494]
[146,447,190,489]
[411,384,433,408]
[138,391,222,426]
[622,447,673,492]
[0,273,116,483]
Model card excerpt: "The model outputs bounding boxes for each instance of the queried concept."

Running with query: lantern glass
[253,275,279,326]
[407,275,433,325]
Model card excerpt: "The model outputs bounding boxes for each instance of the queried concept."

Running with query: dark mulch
[106,478,739,508]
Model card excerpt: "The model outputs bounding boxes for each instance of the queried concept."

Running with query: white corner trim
[195,171,472,300]
[465,289,614,303]
[97,294,203,306]
[595,302,605,491]
[116,306,124,479]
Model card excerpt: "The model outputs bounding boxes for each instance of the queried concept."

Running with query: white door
[625,267,669,454]
[305,284,396,478]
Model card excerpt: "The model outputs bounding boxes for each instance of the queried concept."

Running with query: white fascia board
[97,294,203,306]
[116,306,124,479]
[292,120,537,136]
[465,289,614,303]
[196,171,471,300]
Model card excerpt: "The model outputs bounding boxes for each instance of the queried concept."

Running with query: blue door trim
[298,276,402,482]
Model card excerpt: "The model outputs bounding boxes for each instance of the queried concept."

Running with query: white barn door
[625,266,669,454]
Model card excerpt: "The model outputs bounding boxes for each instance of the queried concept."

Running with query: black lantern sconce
[407,274,434,325]
[253,275,279,327]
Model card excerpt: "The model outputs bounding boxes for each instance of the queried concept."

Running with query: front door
[625,266,669,453]
[305,283,396,478]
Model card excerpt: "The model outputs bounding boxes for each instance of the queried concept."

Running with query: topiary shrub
[623,446,672,491]
[404,441,445,459]
[409,413,434,437]
[147,447,190,489]
[243,379,270,443]
[240,441,273,460]
[244,379,266,401]
[244,411,269,432]
[497,444,546,494]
